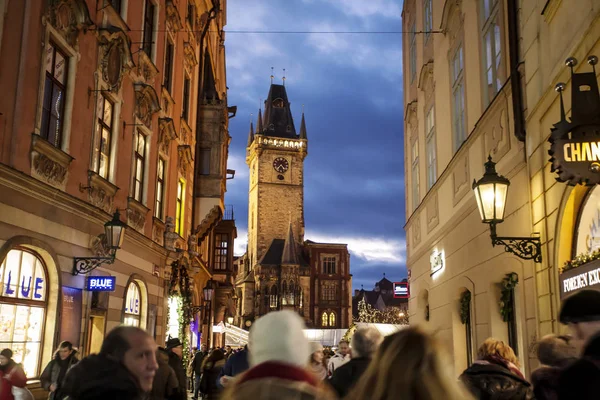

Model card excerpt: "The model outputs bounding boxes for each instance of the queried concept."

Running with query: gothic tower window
[329,312,336,327]
[321,312,328,327]
[269,285,278,309]
[288,281,295,305]
[281,281,288,305]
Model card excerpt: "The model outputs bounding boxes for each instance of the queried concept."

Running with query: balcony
[224,205,234,220]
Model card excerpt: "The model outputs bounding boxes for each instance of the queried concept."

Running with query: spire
[247,122,254,147]
[256,108,264,134]
[299,111,307,140]
[281,221,300,265]
[261,84,297,139]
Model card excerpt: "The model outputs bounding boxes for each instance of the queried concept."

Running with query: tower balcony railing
[223,205,234,220]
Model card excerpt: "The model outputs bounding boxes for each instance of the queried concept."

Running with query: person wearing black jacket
[199,349,225,400]
[557,290,600,399]
[40,341,79,400]
[192,344,208,400]
[165,338,187,400]
[329,327,382,397]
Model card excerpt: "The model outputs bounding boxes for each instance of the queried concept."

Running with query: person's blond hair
[346,326,474,400]
[477,338,520,367]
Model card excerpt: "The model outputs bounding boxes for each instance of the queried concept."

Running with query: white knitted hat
[248,310,310,368]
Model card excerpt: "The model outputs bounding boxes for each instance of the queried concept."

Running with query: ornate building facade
[0,0,234,392]
[235,84,352,330]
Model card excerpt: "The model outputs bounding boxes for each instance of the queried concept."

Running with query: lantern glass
[473,157,510,224]
[203,281,214,302]
[227,316,234,324]
[104,211,126,250]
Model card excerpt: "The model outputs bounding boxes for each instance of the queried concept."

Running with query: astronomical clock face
[273,157,289,173]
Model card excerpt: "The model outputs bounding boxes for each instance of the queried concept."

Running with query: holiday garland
[561,249,600,273]
[354,298,409,325]
[459,291,471,324]
[499,273,518,322]
[168,260,193,366]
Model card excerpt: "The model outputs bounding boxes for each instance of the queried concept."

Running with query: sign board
[86,276,116,292]
[394,282,409,298]
[559,259,600,299]
[430,249,444,276]
[60,287,82,348]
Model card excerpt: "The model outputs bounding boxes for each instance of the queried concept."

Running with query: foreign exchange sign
[559,259,600,299]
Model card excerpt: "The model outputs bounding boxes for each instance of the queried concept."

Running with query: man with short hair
[557,290,600,399]
[62,326,158,399]
[165,338,187,400]
[329,327,382,397]
[327,339,350,377]
[191,344,208,400]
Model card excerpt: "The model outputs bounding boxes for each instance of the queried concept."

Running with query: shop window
[123,281,141,327]
[321,312,328,327]
[329,312,336,327]
[167,295,181,339]
[0,249,47,377]
[41,41,68,148]
[575,186,600,255]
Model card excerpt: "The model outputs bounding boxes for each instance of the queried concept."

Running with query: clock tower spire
[246,83,308,268]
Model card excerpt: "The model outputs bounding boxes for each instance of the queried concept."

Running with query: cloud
[306,231,405,264]
[302,0,402,19]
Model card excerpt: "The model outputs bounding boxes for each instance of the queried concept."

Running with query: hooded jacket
[460,362,534,400]
[557,333,600,399]
[40,351,79,400]
[61,354,143,400]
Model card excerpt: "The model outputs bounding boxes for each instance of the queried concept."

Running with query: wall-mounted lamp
[472,156,542,263]
[73,211,127,275]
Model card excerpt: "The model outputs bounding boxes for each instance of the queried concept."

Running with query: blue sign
[86,276,116,292]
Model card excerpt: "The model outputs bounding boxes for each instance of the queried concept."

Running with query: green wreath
[167,260,193,366]
[499,273,518,322]
[460,291,471,324]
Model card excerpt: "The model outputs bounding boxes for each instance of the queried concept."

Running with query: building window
[182,76,190,122]
[142,0,155,58]
[163,40,174,93]
[409,21,417,83]
[133,130,147,202]
[481,0,504,105]
[155,158,165,220]
[109,0,122,13]
[322,256,336,274]
[269,286,278,309]
[424,0,432,41]
[321,281,337,301]
[41,41,68,148]
[0,249,47,377]
[288,281,295,305]
[187,1,195,28]
[329,312,336,327]
[200,148,210,175]
[93,95,114,179]
[411,140,420,211]
[451,45,466,152]
[123,282,141,327]
[175,179,185,235]
[281,281,288,306]
[214,233,228,270]
[425,106,436,190]
[321,312,328,327]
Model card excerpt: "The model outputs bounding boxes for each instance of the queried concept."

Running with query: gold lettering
[564,143,572,162]
[583,142,592,161]
[572,143,582,161]
[592,142,600,161]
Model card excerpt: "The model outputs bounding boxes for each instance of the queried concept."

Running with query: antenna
[270,67,274,84]
[282,68,286,86]
[302,104,305,113]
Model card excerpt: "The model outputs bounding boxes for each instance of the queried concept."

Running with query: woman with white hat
[308,342,327,381]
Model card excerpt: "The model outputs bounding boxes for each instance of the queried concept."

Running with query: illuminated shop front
[123,281,142,327]
[0,249,46,377]
[167,295,182,339]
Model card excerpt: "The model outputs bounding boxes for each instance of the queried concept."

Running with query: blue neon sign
[86,276,116,292]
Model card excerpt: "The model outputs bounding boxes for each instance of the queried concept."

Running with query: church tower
[246,84,308,269]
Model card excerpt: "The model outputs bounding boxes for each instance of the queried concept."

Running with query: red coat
[0,363,27,400]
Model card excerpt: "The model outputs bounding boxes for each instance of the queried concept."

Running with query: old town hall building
[234,84,352,329]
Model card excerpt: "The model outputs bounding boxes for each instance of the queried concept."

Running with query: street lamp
[472,156,542,262]
[203,279,215,348]
[227,316,234,325]
[398,312,405,318]
[73,211,127,275]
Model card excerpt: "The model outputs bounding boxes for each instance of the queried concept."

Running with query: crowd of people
[2,289,600,399]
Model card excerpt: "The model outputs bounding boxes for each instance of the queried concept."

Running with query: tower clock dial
[273,157,289,173]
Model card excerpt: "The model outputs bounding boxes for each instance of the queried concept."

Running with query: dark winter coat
[166,351,186,400]
[150,350,178,400]
[557,333,600,400]
[328,357,371,398]
[216,349,249,388]
[199,359,226,400]
[532,363,573,400]
[460,362,534,400]
[191,351,209,376]
[40,351,79,400]
[61,354,143,400]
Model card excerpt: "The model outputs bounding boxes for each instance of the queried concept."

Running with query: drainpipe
[507,0,526,142]
[191,4,218,233]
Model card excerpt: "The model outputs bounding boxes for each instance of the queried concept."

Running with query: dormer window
[269,124,274,130]
[272,98,284,108]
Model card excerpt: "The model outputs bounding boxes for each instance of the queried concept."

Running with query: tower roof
[259,84,297,139]
[281,221,300,265]
[299,112,307,140]
[247,122,254,147]
[256,108,264,133]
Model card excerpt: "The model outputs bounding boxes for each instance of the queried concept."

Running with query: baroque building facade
[0,0,234,392]
[403,0,600,377]
[234,84,352,330]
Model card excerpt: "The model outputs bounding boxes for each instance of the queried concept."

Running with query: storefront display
[167,295,181,339]
[60,287,82,347]
[0,249,47,377]
[123,281,141,327]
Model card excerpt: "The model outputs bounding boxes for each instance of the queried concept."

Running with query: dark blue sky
[224,0,405,291]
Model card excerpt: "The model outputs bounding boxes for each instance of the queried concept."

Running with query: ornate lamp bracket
[73,253,116,275]
[490,223,542,263]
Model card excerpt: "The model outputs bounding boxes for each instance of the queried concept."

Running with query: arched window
[288,281,295,305]
[321,312,328,327]
[269,285,278,309]
[329,312,336,327]
[0,249,47,377]
[124,281,141,327]
[281,281,287,306]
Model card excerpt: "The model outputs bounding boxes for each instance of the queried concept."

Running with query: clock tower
[246,84,308,268]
